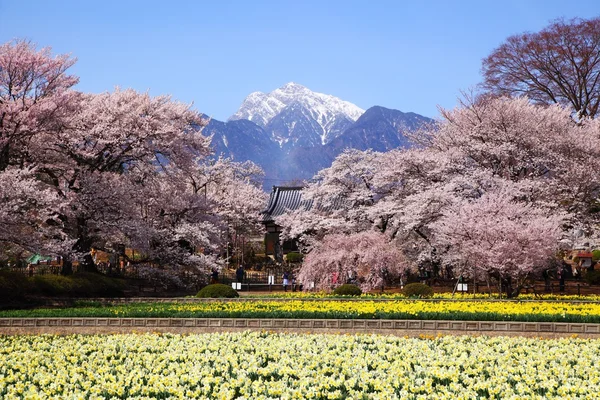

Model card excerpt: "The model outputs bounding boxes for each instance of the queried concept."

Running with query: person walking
[236,265,244,283]
[282,271,289,292]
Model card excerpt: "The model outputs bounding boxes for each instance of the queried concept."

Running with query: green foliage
[585,270,600,285]
[72,273,126,297]
[32,273,125,297]
[32,275,75,296]
[197,284,239,298]
[333,284,362,296]
[402,283,434,298]
[285,252,304,263]
[592,250,600,262]
[0,270,31,301]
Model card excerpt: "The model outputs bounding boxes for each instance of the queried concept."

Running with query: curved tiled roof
[261,186,343,223]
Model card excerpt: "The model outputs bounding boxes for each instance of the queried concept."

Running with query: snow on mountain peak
[229,82,365,146]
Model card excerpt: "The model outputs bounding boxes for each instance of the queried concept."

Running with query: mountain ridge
[208,83,432,189]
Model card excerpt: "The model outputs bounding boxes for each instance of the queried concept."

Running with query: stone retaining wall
[1,318,598,338]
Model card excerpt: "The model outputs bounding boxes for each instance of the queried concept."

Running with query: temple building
[261,186,305,261]
[261,186,343,262]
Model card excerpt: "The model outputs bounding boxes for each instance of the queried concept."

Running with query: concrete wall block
[353,320,366,329]
[299,320,312,328]
[340,320,353,328]
[436,321,450,330]
[508,323,524,331]
[494,323,508,331]
[465,322,479,330]
[380,321,393,329]
[234,319,247,327]
[273,320,286,328]
[408,321,422,329]
[394,321,408,329]
[480,322,493,330]
[259,320,273,328]
[313,320,325,328]
[326,320,339,329]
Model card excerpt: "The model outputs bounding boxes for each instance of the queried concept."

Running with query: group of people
[210,266,297,291]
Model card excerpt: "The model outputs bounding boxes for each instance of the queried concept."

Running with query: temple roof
[261,186,343,224]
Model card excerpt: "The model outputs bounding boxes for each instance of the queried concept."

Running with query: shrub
[197,284,239,298]
[585,270,600,285]
[592,250,600,262]
[0,270,30,301]
[71,273,125,297]
[285,252,304,263]
[32,273,125,297]
[333,284,362,296]
[32,274,75,296]
[402,283,434,298]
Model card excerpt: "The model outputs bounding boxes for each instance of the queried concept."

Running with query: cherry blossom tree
[297,231,409,292]
[0,40,79,171]
[280,96,600,293]
[436,189,565,297]
[0,40,266,281]
[0,168,72,256]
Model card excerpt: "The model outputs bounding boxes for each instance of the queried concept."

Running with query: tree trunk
[60,254,73,275]
[73,237,97,273]
[73,216,97,273]
[0,143,9,172]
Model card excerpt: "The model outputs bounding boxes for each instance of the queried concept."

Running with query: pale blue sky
[1,1,598,120]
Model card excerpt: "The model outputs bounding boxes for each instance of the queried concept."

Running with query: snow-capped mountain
[206,83,432,189]
[229,82,364,147]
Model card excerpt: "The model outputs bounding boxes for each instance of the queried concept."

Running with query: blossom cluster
[1,332,600,399]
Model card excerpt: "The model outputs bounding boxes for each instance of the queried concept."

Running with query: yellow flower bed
[4,299,600,322]
[136,300,600,322]
[252,291,600,301]
[1,332,599,399]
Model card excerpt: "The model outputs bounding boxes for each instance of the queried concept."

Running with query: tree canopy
[482,17,600,118]
[279,95,600,295]
[0,40,266,280]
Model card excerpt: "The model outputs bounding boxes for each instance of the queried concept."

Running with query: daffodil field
[3,299,600,323]
[1,332,600,399]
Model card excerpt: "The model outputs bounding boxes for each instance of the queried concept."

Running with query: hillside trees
[0,40,265,278]
[279,96,600,294]
[482,17,600,118]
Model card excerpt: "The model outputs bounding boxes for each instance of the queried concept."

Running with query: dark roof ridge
[272,185,305,190]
